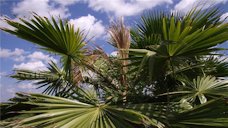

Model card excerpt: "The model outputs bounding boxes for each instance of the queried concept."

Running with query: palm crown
[0,7,228,128]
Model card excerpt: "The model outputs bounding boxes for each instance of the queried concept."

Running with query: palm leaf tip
[109,17,130,58]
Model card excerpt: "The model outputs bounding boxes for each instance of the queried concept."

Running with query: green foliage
[11,61,73,96]
[0,7,228,128]
[203,56,228,77]
[12,93,156,128]
[169,99,228,128]
[1,14,87,75]
[128,8,228,82]
[161,76,228,104]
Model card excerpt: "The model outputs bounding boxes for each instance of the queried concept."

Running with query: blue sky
[0,0,228,102]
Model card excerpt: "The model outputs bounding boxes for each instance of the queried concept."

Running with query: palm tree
[0,7,228,128]
[108,17,130,102]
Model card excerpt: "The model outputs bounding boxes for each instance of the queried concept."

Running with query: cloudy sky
[0,0,228,102]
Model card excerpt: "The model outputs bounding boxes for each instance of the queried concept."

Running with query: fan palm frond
[11,61,73,96]
[160,76,228,104]
[13,93,158,128]
[203,56,228,77]
[130,11,164,49]
[0,14,87,75]
[169,99,228,128]
[127,8,228,81]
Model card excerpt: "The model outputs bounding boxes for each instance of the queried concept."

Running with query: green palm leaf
[130,11,164,49]
[203,56,228,77]
[127,49,166,81]
[160,76,228,104]
[128,8,228,80]
[169,99,228,128]
[1,14,87,74]
[11,61,73,96]
[14,93,156,128]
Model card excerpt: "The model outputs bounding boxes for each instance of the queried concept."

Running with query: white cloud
[1,0,75,29]
[13,61,47,71]
[27,51,57,63]
[0,48,57,71]
[0,48,24,58]
[16,82,42,93]
[6,87,16,94]
[4,0,174,18]
[69,14,105,39]
[174,0,228,13]
[0,0,80,30]
[14,56,26,62]
[0,48,14,58]
[0,48,26,62]
[12,0,71,18]
[52,0,79,6]
[84,0,173,17]
[5,82,39,99]
[110,51,118,56]
[17,82,36,89]
[220,12,228,22]
[0,72,6,79]
[13,51,57,71]
[0,48,57,63]
[0,72,6,76]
